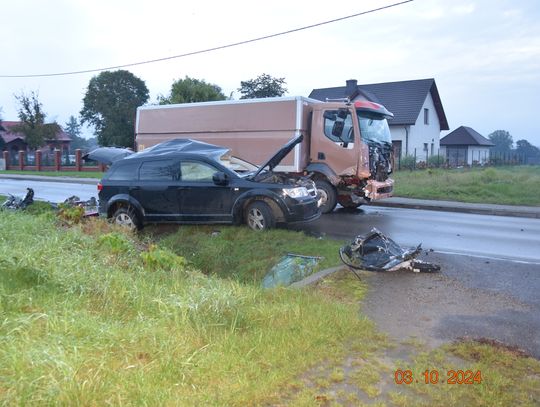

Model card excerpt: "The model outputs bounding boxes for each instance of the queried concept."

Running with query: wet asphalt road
[288,205,540,263]
[2,178,539,356]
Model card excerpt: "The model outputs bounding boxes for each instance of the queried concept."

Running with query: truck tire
[245,201,275,231]
[315,180,337,214]
[112,206,142,231]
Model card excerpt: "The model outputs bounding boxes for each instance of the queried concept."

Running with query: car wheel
[315,180,337,214]
[246,201,275,231]
[112,206,141,230]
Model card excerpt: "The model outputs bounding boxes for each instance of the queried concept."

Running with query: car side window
[107,162,140,181]
[139,160,180,181]
[180,161,217,182]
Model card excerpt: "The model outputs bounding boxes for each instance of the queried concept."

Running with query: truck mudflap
[365,178,394,201]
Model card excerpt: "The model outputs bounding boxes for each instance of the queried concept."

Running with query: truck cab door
[310,108,359,176]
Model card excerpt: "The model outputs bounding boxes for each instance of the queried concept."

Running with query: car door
[177,159,236,222]
[131,159,180,220]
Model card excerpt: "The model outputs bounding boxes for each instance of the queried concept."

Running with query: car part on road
[262,254,323,288]
[339,228,440,277]
[0,188,34,210]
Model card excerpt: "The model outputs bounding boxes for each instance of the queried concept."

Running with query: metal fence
[394,149,529,171]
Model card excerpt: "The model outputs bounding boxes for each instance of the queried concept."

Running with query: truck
[135,96,394,213]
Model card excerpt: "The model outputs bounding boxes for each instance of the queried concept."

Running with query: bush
[398,155,417,170]
[427,155,444,168]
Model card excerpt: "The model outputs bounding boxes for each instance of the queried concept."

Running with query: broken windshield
[357,112,392,145]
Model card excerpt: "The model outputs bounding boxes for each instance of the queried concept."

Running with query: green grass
[0,212,374,405]
[2,209,538,405]
[393,166,540,206]
[153,225,343,284]
[1,169,103,178]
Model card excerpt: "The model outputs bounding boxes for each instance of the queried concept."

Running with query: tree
[12,91,60,149]
[515,139,540,160]
[80,70,149,147]
[238,73,287,99]
[488,130,513,153]
[158,76,226,104]
[64,115,89,151]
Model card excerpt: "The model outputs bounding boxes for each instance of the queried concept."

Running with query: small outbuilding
[440,126,494,166]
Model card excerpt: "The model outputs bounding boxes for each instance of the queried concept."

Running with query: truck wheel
[338,195,363,209]
[246,201,275,231]
[315,180,337,214]
[112,206,141,231]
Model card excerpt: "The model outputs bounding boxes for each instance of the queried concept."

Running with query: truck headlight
[283,187,309,199]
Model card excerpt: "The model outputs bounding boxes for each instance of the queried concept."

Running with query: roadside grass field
[392,166,540,206]
[0,170,103,178]
[1,207,539,405]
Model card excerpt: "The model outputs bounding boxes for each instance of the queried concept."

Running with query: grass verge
[0,170,103,178]
[392,166,540,206]
[0,211,374,405]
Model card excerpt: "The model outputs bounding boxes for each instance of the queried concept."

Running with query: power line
[1,0,413,78]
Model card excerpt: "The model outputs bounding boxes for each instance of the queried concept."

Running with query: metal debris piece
[339,228,440,277]
[0,188,34,210]
[262,254,323,289]
[61,195,98,216]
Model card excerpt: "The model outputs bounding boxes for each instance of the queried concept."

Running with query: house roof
[440,126,494,146]
[309,78,449,130]
[0,120,72,144]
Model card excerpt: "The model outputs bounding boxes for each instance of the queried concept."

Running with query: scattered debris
[262,254,323,288]
[0,188,34,210]
[60,196,98,217]
[339,228,440,278]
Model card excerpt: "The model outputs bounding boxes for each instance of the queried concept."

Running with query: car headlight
[283,187,309,199]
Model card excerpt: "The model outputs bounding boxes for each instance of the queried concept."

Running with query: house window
[424,108,429,125]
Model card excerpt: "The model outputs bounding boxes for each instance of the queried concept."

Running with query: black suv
[89,136,320,231]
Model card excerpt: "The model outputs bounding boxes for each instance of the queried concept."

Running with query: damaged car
[86,135,321,231]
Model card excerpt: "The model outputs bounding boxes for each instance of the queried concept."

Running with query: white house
[309,79,449,161]
[440,126,494,166]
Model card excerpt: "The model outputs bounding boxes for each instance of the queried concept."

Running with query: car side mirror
[212,171,229,186]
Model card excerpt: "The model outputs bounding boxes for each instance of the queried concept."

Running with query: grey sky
[1,0,539,146]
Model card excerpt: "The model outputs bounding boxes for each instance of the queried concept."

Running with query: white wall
[408,93,441,161]
[467,147,490,165]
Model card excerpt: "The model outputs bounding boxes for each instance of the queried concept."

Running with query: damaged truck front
[135,97,394,213]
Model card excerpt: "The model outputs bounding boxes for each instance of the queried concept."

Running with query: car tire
[246,201,275,231]
[315,180,337,214]
[112,206,141,231]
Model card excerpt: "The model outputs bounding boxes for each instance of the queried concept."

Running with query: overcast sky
[1,0,539,146]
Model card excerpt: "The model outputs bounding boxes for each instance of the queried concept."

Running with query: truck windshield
[357,111,392,145]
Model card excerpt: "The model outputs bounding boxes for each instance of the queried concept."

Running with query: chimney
[345,79,358,96]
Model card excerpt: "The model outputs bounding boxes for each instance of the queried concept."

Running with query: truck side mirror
[337,108,349,119]
[323,111,336,120]
[212,171,229,186]
[332,121,345,137]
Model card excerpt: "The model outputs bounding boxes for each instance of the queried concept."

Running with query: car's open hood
[250,135,303,179]
[82,147,134,165]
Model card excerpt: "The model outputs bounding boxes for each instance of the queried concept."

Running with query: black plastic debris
[339,228,440,277]
[0,188,34,210]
